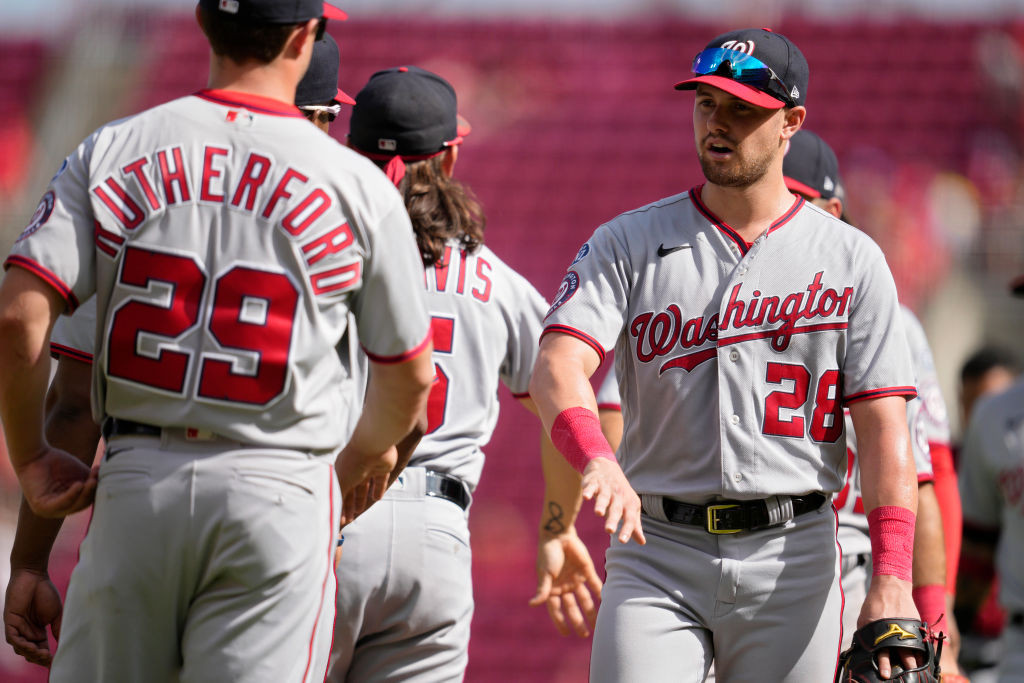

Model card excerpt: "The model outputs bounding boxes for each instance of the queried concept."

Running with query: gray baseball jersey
[7,88,430,683]
[836,306,936,557]
[9,89,430,454]
[596,362,621,411]
[545,185,915,683]
[330,240,548,681]
[959,378,1024,615]
[544,186,917,502]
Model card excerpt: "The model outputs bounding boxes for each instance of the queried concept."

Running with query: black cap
[197,0,347,24]
[349,66,471,158]
[676,28,809,109]
[295,34,355,106]
[783,130,844,201]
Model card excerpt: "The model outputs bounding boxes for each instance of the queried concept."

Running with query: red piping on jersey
[832,504,845,681]
[690,184,805,256]
[844,386,918,404]
[716,321,849,347]
[194,89,305,118]
[4,255,79,312]
[917,472,935,485]
[597,402,621,412]
[50,342,93,364]
[540,324,607,365]
[303,465,336,683]
[362,329,432,365]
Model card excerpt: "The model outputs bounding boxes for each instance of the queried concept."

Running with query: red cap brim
[335,88,356,106]
[784,176,821,199]
[1011,274,1024,297]
[675,75,785,110]
[323,3,348,20]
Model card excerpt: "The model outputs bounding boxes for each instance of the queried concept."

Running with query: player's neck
[206,56,302,106]
[700,176,797,244]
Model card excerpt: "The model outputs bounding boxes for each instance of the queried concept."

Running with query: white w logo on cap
[720,39,755,54]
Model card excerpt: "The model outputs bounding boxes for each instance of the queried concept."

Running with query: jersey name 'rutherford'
[543,185,916,503]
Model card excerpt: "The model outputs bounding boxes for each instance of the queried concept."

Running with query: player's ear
[440,147,458,178]
[780,105,806,142]
[283,18,319,59]
[823,197,843,220]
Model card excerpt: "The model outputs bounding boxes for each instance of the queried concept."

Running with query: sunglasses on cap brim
[690,47,796,107]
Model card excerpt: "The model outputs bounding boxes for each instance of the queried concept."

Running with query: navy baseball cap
[349,66,471,159]
[676,28,808,109]
[295,34,355,106]
[197,0,347,23]
[783,130,844,201]
[1012,275,1024,297]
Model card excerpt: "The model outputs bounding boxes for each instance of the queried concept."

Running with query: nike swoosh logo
[657,243,692,257]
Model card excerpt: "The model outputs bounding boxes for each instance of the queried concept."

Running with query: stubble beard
[698,140,779,188]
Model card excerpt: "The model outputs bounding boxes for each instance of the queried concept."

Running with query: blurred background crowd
[1,0,1023,681]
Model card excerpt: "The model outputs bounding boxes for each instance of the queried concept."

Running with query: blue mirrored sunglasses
[691,47,795,106]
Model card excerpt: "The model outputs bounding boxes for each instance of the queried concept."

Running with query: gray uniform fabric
[329,241,548,682]
[543,185,915,682]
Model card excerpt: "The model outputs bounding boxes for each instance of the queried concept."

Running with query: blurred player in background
[957,275,1024,683]
[0,1,435,680]
[781,128,967,680]
[530,27,923,681]
[956,345,1021,677]
[2,27,364,669]
[329,65,598,682]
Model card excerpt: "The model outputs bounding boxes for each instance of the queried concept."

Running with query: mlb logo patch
[378,139,398,152]
[218,0,239,14]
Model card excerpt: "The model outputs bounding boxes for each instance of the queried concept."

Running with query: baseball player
[327,65,590,682]
[957,274,1024,683]
[529,28,924,681]
[780,129,968,679]
[0,2,435,681]
[2,29,367,669]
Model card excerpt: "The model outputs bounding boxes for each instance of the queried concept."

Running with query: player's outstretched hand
[4,568,62,667]
[530,528,603,637]
[16,447,97,518]
[858,574,923,678]
[581,458,645,545]
[336,444,398,526]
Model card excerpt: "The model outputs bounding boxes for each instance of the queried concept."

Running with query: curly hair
[395,155,486,267]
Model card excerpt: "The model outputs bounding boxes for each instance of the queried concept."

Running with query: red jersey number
[762,362,843,442]
[426,316,455,434]
[107,245,298,406]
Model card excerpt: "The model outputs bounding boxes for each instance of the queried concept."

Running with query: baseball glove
[835,618,942,683]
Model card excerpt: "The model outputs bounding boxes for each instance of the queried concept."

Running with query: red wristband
[912,584,948,636]
[550,407,616,474]
[868,505,915,582]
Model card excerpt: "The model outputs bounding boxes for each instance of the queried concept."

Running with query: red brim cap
[323,3,347,20]
[335,88,356,106]
[445,115,472,147]
[1011,274,1024,297]
[675,74,785,110]
[784,176,822,199]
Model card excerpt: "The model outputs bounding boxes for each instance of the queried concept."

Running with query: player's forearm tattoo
[542,501,566,534]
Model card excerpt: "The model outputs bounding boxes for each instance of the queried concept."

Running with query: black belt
[662,492,827,534]
[1012,613,1024,628]
[102,417,162,441]
[425,470,470,511]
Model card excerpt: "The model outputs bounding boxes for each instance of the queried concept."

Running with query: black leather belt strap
[425,470,470,511]
[662,492,827,534]
[102,417,162,441]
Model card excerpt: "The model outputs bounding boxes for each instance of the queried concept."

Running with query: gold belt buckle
[706,503,742,534]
